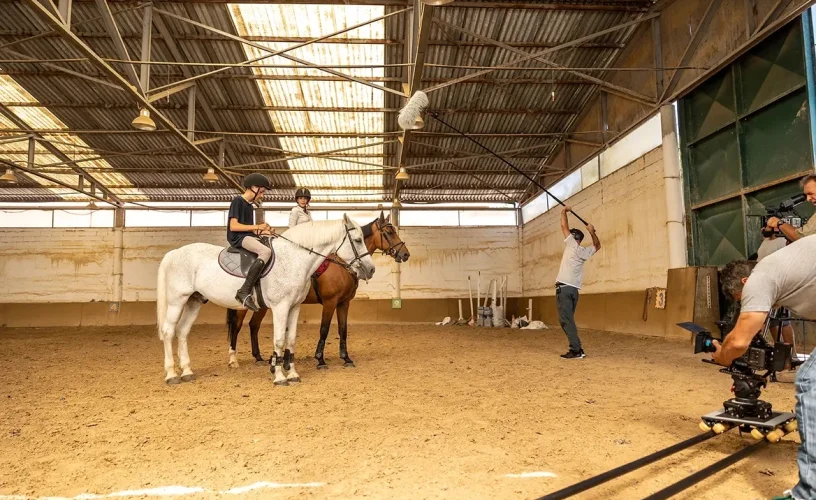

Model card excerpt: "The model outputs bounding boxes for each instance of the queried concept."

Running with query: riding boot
[235,258,265,312]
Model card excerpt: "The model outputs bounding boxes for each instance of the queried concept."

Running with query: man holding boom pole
[556,206,601,359]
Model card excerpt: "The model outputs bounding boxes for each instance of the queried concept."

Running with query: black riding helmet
[243,173,271,190]
[295,188,311,201]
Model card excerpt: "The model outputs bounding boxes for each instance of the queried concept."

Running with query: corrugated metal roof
[0,0,652,204]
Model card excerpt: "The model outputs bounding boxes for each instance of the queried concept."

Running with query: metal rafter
[19,0,244,192]
[150,7,411,98]
[94,0,144,94]
[394,2,435,200]
[0,103,124,204]
[0,158,115,205]
[151,12,243,168]
[659,0,723,102]
[70,0,651,10]
[432,17,657,106]
[757,0,794,32]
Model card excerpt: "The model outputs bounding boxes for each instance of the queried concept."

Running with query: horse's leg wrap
[283,349,292,371]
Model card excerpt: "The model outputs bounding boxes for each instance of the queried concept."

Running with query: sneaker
[561,349,586,359]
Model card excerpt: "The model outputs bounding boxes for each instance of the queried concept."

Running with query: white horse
[155,215,375,386]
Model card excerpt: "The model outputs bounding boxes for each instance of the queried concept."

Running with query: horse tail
[156,250,172,339]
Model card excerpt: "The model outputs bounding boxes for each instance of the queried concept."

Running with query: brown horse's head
[367,211,410,263]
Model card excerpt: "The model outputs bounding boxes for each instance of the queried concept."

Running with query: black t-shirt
[227,196,255,247]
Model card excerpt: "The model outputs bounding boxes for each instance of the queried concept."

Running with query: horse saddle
[218,246,275,279]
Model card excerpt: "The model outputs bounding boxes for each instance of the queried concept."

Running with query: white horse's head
[336,214,376,280]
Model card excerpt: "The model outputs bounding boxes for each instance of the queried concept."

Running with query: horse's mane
[281,219,353,248]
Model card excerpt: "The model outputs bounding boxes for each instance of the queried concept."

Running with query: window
[600,114,661,177]
[399,210,459,226]
[191,211,227,227]
[580,157,600,189]
[0,209,52,227]
[458,210,516,226]
[126,210,190,227]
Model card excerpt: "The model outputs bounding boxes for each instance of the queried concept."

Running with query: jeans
[556,284,581,352]
[793,346,816,500]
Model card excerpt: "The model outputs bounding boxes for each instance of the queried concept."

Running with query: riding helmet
[243,173,271,190]
[295,188,311,201]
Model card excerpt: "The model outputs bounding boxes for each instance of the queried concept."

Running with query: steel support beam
[757,0,793,32]
[71,0,652,9]
[150,7,410,98]
[660,0,723,102]
[58,0,72,26]
[431,17,657,106]
[139,3,151,91]
[151,13,241,169]
[0,48,122,90]
[1,158,116,206]
[395,2,435,200]
[94,0,144,94]
[0,104,123,204]
[653,15,664,97]
[22,0,243,191]
[186,84,196,142]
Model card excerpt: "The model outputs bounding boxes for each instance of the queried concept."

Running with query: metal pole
[187,84,196,142]
[661,104,688,269]
[139,3,152,92]
[803,8,816,166]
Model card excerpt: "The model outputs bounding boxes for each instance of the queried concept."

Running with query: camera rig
[750,193,808,237]
[536,319,798,500]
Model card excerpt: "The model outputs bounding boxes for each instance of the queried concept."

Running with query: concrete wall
[522,146,669,296]
[521,146,673,338]
[0,225,520,327]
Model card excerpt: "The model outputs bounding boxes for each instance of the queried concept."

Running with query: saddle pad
[218,246,275,279]
[312,258,331,278]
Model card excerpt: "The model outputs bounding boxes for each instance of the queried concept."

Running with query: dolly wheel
[784,420,798,433]
[751,428,765,441]
[766,429,785,443]
[712,423,729,434]
[699,422,712,432]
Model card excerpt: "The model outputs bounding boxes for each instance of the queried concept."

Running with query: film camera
[679,322,792,421]
[755,193,808,238]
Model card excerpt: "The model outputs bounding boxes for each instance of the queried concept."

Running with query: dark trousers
[556,284,581,351]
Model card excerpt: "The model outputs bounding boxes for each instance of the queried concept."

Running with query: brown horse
[226,211,410,368]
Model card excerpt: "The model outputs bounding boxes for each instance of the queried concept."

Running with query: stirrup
[237,292,259,312]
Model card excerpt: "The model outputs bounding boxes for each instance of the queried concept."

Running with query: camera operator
[714,236,816,500]
[767,174,816,241]
[754,223,796,356]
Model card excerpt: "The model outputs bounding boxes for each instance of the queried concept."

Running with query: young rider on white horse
[228,173,276,311]
[289,188,312,227]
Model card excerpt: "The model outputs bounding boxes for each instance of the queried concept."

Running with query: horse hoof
[166,377,181,385]
[316,364,328,370]
[228,361,239,369]
[287,377,301,383]
[343,362,356,368]
[273,379,289,386]
[181,374,196,383]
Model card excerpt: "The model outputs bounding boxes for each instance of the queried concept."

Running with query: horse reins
[374,219,406,259]
[264,223,369,276]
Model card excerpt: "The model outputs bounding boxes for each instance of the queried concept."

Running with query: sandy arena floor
[0,322,801,500]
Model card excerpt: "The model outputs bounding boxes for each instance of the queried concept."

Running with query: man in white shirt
[289,188,313,228]
[555,206,601,359]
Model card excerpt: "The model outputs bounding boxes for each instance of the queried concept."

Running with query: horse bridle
[374,219,406,259]
[267,223,369,277]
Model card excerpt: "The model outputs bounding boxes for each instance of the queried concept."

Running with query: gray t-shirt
[555,235,596,289]
[797,216,816,238]
[741,235,816,319]
[756,237,787,262]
